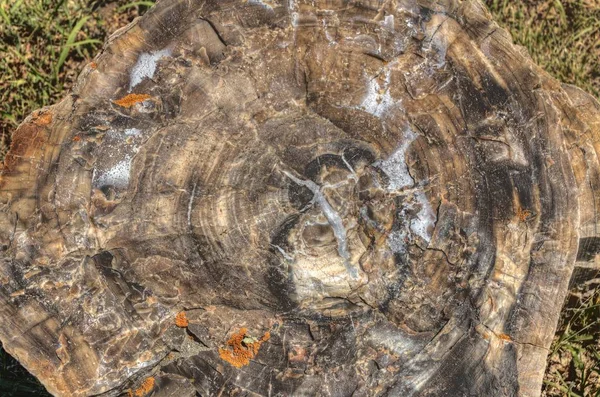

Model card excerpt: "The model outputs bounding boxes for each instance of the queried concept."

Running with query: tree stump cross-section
[1,0,600,396]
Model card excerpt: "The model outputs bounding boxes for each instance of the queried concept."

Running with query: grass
[542,284,600,396]
[485,0,600,98]
[0,0,599,396]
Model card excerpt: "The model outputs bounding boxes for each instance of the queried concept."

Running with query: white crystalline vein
[93,157,132,189]
[376,129,437,248]
[383,15,395,31]
[361,67,395,117]
[375,129,417,191]
[249,0,273,10]
[272,244,294,261]
[387,229,408,254]
[283,171,358,278]
[129,48,171,91]
[411,192,436,242]
[124,128,142,136]
[187,183,197,229]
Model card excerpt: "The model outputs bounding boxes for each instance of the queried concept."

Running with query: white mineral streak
[187,183,197,228]
[93,157,132,189]
[272,244,294,261]
[248,0,273,11]
[430,34,448,68]
[129,48,171,91]
[425,15,453,68]
[374,129,417,190]
[92,127,146,190]
[291,12,299,27]
[387,229,408,254]
[383,15,395,31]
[376,130,437,249]
[361,66,395,117]
[411,192,436,242]
[283,171,358,278]
[322,19,337,45]
[289,0,299,27]
[341,153,358,180]
[124,128,142,137]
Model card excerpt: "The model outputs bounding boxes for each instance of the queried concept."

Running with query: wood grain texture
[1,0,600,396]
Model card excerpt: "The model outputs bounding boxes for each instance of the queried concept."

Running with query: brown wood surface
[1,0,600,396]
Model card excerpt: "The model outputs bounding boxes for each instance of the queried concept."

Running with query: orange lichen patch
[175,311,189,328]
[516,206,532,222]
[129,377,155,397]
[90,61,97,69]
[113,93,152,108]
[32,111,53,126]
[218,328,271,368]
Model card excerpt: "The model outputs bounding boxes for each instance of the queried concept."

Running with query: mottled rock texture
[1,0,600,396]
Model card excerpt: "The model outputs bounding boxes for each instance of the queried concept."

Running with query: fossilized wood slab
[1,0,600,396]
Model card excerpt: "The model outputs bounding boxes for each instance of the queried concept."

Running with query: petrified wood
[1,0,600,396]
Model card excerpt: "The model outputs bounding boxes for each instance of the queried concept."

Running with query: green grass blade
[54,15,90,81]
[116,1,155,13]
[6,47,48,80]
[64,39,102,48]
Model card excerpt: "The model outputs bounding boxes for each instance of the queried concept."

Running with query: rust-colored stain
[498,333,512,342]
[175,311,189,328]
[113,93,152,108]
[128,377,155,397]
[218,328,271,368]
[516,206,532,222]
[2,118,50,173]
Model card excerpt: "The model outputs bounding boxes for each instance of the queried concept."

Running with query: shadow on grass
[0,344,51,397]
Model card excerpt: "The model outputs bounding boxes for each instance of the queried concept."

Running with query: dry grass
[485,0,600,98]
[542,283,600,396]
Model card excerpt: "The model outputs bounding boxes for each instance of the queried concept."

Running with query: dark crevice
[199,17,227,47]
